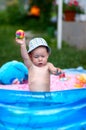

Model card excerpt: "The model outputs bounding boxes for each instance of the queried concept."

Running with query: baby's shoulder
[47,62,53,67]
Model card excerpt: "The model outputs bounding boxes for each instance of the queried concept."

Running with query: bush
[6,0,26,25]
[29,0,53,26]
[0,11,8,24]
[0,0,54,30]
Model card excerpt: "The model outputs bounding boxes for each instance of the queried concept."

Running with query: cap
[28,37,51,54]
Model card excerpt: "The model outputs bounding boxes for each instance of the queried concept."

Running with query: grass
[0,25,86,69]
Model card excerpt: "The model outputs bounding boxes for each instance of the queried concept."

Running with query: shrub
[29,0,53,26]
[0,11,8,24]
[6,0,26,24]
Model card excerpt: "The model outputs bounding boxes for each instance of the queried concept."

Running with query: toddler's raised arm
[16,37,32,69]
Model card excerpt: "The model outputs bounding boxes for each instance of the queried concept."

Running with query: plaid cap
[28,37,51,54]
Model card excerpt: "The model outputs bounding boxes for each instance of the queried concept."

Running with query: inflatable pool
[0,67,86,129]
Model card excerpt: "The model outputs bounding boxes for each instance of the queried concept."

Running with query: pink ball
[16,29,25,39]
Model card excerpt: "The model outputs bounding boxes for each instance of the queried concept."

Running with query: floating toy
[75,74,86,88]
[59,72,68,81]
[0,60,28,85]
[56,71,68,81]
[16,29,25,39]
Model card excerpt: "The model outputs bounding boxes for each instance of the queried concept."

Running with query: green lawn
[0,25,86,69]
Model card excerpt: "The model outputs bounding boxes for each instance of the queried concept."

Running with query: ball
[16,29,25,39]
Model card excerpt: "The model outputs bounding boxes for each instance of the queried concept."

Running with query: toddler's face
[30,46,49,67]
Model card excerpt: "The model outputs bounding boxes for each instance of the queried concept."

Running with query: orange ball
[16,29,25,39]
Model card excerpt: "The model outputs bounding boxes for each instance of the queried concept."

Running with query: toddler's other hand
[56,68,63,75]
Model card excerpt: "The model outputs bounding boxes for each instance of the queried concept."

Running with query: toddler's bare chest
[29,66,49,76]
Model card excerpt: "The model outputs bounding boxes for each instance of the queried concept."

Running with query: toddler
[16,37,62,91]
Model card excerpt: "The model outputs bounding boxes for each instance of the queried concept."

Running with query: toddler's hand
[56,68,63,75]
[16,38,25,45]
[56,68,66,78]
